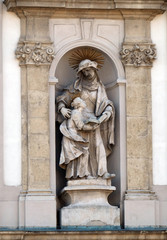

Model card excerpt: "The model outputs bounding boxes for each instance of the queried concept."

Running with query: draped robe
[57,77,115,179]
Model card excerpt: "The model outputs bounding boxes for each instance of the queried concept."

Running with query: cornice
[114,0,165,9]
[3,0,165,19]
[4,0,115,10]
[4,0,166,10]
[120,9,164,20]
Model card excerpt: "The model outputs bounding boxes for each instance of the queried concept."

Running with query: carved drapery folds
[120,44,156,67]
[15,42,55,66]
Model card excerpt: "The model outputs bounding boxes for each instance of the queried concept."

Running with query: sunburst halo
[69,47,104,70]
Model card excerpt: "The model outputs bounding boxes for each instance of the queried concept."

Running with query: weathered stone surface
[126,85,147,99]
[115,0,165,9]
[127,157,149,190]
[22,134,28,191]
[124,19,151,42]
[4,0,165,11]
[61,179,120,227]
[29,158,50,189]
[29,134,49,158]
[127,117,147,137]
[126,67,150,85]
[127,97,147,117]
[27,66,49,92]
[127,135,148,159]
[28,90,49,118]
[29,118,49,134]
[0,231,167,240]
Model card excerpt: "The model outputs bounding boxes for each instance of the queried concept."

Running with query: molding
[125,190,157,200]
[15,42,55,66]
[105,78,126,90]
[4,0,166,10]
[3,1,165,20]
[120,44,156,67]
[115,0,165,9]
[0,231,167,239]
[120,9,164,20]
[4,0,115,9]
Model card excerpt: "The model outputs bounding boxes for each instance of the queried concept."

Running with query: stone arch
[50,40,125,80]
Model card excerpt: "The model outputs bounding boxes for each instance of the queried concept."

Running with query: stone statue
[57,58,115,180]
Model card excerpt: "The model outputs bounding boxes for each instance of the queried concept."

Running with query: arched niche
[49,45,126,225]
[55,48,117,87]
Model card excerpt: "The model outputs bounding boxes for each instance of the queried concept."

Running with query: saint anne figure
[57,52,115,180]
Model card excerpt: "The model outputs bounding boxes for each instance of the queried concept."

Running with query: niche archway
[49,44,126,225]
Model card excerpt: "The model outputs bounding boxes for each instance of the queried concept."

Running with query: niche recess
[53,46,126,216]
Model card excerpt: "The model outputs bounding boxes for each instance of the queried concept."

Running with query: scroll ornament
[15,42,55,66]
[120,44,156,67]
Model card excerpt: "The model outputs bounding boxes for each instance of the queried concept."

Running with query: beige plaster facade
[0,0,167,233]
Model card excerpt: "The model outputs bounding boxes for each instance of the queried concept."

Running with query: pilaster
[120,12,157,227]
[15,14,56,228]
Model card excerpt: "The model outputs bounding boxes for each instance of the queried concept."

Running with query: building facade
[0,0,167,238]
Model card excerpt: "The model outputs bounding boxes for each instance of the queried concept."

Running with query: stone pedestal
[60,178,120,227]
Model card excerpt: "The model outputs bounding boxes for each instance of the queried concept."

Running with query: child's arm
[82,123,99,131]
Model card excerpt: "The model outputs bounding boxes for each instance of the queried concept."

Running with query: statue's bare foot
[102,173,116,179]
[86,175,96,179]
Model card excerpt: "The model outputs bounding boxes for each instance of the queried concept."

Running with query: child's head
[71,97,86,109]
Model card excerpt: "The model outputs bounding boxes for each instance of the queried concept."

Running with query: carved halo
[68,47,104,70]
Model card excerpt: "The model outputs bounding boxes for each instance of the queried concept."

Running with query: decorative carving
[15,42,55,66]
[120,44,156,67]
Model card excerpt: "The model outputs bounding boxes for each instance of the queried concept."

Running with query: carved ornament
[120,44,156,67]
[15,42,55,66]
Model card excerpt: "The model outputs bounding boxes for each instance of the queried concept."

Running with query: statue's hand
[102,111,111,122]
[92,123,100,130]
[60,107,71,119]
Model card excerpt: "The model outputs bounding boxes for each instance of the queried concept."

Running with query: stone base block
[61,178,120,227]
[19,193,56,228]
[124,190,158,228]
[153,185,167,227]
[61,204,120,227]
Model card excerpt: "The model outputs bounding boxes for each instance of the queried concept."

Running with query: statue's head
[77,59,98,80]
[77,59,98,73]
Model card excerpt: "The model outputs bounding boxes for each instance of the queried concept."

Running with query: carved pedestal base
[60,178,120,227]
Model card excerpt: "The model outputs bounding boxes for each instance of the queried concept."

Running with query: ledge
[0,230,167,240]
[4,0,166,11]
